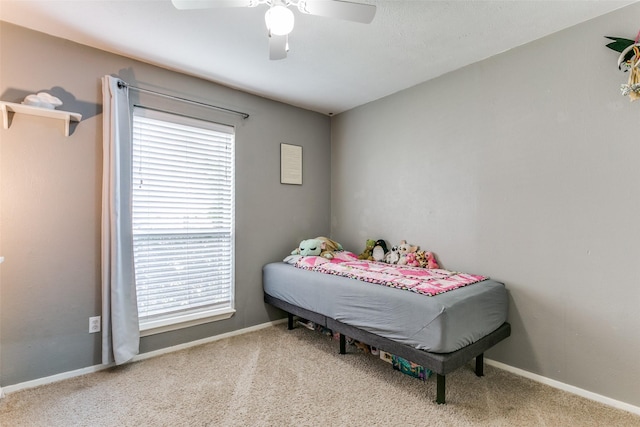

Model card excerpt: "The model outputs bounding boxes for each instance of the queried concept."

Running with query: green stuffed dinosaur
[291,236,343,259]
[358,239,376,260]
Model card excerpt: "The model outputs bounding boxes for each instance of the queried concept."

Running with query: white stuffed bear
[396,240,419,265]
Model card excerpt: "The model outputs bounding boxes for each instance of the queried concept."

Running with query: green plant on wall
[605,35,640,102]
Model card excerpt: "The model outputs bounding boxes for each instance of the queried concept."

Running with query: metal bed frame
[265,293,511,404]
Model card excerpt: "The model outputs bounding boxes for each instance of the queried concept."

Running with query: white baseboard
[2,362,111,395]
[2,318,287,396]
[131,318,287,362]
[2,320,639,417]
[485,359,640,416]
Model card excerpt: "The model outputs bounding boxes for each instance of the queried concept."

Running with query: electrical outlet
[89,316,101,333]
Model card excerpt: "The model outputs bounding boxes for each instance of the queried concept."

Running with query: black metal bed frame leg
[287,313,294,330]
[339,333,346,354]
[436,374,446,404]
[475,353,484,377]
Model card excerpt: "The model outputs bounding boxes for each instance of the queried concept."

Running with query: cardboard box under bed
[262,261,511,404]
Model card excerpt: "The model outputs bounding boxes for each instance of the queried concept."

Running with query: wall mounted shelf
[0,101,82,136]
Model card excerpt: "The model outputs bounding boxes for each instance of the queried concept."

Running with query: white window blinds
[132,107,235,332]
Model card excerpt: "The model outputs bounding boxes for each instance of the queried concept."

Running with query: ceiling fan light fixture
[265,5,294,36]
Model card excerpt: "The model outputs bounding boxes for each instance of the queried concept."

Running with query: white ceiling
[1,0,636,115]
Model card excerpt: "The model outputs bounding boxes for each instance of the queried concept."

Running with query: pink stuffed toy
[396,240,419,265]
[404,252,420,267]
[425,251,440,269]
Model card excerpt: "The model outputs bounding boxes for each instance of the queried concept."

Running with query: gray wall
[0,21,331,386]
[3,2,640,409]
[331,3,640,407]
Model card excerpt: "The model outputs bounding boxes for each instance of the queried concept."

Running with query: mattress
[263,262,508,353]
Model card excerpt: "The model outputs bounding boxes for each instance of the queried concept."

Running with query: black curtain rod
[117,80,250,120]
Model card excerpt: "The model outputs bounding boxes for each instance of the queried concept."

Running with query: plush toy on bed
[415,250,440,269]
[404,252,420,267]
[384,245,400,264]
[396,240,419,265]
[291,236,343,259]
[426,251,440,269]
[359,238,388,261]
[358,239,376,260]
[371,239,388,262]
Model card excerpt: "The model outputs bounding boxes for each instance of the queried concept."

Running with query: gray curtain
[101,75,140,365]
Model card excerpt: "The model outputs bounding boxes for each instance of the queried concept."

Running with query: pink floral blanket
[293,252,487,296]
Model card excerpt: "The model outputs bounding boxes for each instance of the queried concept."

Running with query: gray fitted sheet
[263,262,508,353]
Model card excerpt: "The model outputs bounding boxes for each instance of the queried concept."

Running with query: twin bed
[262,252,510,404]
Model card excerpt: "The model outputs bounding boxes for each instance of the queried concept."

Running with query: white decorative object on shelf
[22,92,63,109]
[0,101,81,136]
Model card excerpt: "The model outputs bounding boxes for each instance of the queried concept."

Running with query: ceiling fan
[171,0,376,60]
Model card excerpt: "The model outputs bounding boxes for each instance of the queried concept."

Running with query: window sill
[140,307,236,337]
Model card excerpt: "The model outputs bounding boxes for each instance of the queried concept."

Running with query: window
[132,107,235,335]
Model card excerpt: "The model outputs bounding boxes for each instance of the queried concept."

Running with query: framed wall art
[280,143,302,185]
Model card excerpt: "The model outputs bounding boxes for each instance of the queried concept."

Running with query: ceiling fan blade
[269,34,288,60]
[297,0,376,24]
[171,0,258,10]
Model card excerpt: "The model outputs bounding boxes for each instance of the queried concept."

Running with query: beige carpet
[2,323,639,427]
